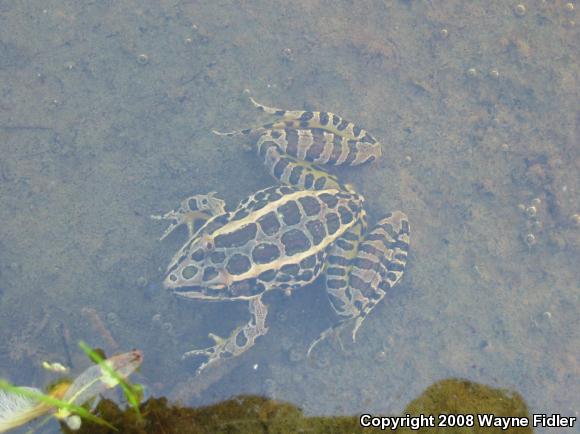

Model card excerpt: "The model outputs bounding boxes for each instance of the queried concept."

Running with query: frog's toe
[182,328,243,374]
[212,129,238,137]
[306,326,344,358]
[182,346,213,359]
[182,344,221,375]
[182,332,227,358]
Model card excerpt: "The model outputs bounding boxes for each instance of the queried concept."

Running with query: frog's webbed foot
[212,96,290,151]
[183,296,269,375]
[151,192,226,240]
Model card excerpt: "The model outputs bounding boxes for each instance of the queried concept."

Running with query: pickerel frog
[154,97,410,374]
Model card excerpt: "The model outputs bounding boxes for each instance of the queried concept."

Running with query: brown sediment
[56,321,74,368]
[81,307,120,351]
[171,358,239,404]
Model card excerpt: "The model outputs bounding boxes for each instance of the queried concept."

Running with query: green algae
[65,378,532,434]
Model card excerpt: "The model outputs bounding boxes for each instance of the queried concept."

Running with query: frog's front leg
[308,211,410,356]
[151,192,226,240]
[183,295,269,375]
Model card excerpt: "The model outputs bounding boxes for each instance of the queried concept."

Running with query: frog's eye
[205,241,213,250]
[191,249,205,261]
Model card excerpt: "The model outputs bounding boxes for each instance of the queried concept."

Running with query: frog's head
[163,234,231,300]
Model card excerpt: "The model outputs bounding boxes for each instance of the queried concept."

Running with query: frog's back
[170,186,364,297]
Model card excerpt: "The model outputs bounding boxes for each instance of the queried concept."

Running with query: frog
[153,97,410,375]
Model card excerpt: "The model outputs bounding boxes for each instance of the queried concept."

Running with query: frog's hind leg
[151,192,226,240]
[249,96,381,154]
[349,211,410,340]
[307,220,367,356]
[257,133,345,191]
[307,211,409,356]
[214,97,381,165]
[183,295,269,375]
[251,95,381,166]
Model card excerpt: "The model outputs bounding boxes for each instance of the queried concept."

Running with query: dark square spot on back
[278,200,301,226]
[298,196,321,216]
[257,212,281,236]
[252,243,280,264]
[281,229,311,256]
[226,254,252,275]
[210,251,226,264]
[338,206,353,225]
[306,219,326,245]
[319,193,338,208]
[325,213,340,235]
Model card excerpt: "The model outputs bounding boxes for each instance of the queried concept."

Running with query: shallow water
[0,1,578,432]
